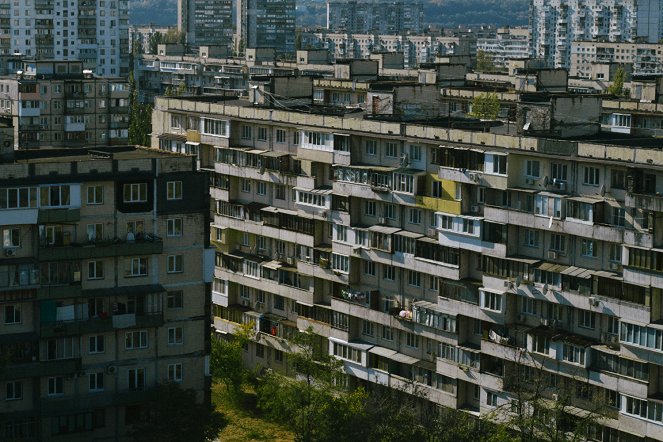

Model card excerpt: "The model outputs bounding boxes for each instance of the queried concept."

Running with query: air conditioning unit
[286,257,294,266]
[525,178,536,185]
[241,299,250,307]
[468,172,481,183]
[352,246,361,256]
[540,318,550,327]
[470,205,479,214]
[588,296,599,307]
[609,262,621,271]
[106,365,118,375]
[427,227,437,237]
[378,217,386,224]
[4,248,16,257]
[547,251,558,260]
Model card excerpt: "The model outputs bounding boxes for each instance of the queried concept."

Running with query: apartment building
[0,145,211,441]
[236,0,296,55]
[151,90,663,441]
[570,41,663,78]
[0,60,129,150]
[477,27,532,69]
[177,0,233,47]
[530,0,663,70]
[326,0,423,35]
[129,25,177,55]
[0,0,129,77]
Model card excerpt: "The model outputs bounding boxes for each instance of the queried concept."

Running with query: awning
[390,352,420,365]
[185,141,200,146]
[338,163,397,172]
[158,133,187,141]
[417,236,439,244]
[508,187,539,194]
[560,266,594,279]
[246,149,266,155]
[594,270,622,280]
[293,186,333,195]
[369,346,397,358]
[413,300,441,311]
[262,260,283,270]
[566,195,602,204]
[538,262,568,273]
[552,332,596,347]
[296,300,314,307]
[329,337,373,351]
[480,287,505,295]
[507,256,541,265]
[261,206,299,216]
[260,150,289,157]
[367,225,401,234]
[414,359,437,372]
[395,230,424,239]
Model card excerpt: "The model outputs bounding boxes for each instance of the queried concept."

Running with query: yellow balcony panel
[416,196,461,214]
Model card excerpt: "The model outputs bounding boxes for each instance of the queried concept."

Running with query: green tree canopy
[606,66,626,96]
[470,92,501,120]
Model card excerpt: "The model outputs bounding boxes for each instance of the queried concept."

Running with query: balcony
[39,236,162,261]
[37,208,80,224]
[625,193,663,212]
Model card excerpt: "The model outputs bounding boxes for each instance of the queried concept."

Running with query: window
[86,223,103,242]
[89,335,105,354]
[581,239,597,257]
[167,291,183,309]
[167,218,182,236]
[126,257,147,276]
[486,391,498,406]
[241,125,252,140]
[167,255,183,273]
[201,118,228,136]
[257,182,266,196]
[609,243,622,263]
[127,220,144,235]
[274,184,285,200]
[525,160,540,178]
[40,185,71,207]
[4,305,20,324]
[335,225,347,242]
[168,327,183,345]
[168,363,183,382]
[550,163,567,181]
[241,179,251,193]
[125,330,148,349]
[408,270,421,287]
[86,185,103,205]
[524,229,539,247]
[276,129,286,143]
[365,201,376,216]
[88,261,104,279]
[408,208,421,224]
[550,234,566,253]
[365,140,377,156]
[383,265,395,281]
[429,275,439,291]
[522,297,538,315]
[364,261,375,276]
[166,181,182,200]
[123,183,147,202]
[481,291,502,312]
[2,228,19,248]
[612,207,625,227]
[381,325,393,341]
[89,373,104,392]
[361,320,374,336]
[128,368,145,391]
[410,144,422,161]
[273,295,285,311]
[562,344,586,365]
[257,127,267,141]
[578,310,595,329]
[48,377,64,396]
[5,381,22,400]
[384,203,396,220]
[385,142,398,157]
[275,350,284,362]
[611,169,625,189]
[331,253,349,273]
[255,344,264,358]
[405,332,419,348]
[583,167,600,186]
[393,173,414,193]
[488,154,507,175]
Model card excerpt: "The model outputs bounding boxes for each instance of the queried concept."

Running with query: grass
[212,383,295,442]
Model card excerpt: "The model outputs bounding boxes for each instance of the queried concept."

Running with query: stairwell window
[166,181,182,200]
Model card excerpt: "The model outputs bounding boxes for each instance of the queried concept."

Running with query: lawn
[212,383,295,442]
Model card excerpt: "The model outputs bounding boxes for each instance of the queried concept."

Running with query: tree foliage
[210,322,254,401]
[129,383,227,442]
[147,29,185,54]
[476,50,497,72]
[470,92,501,120]
[606,66,626,96]
[128,71,153,147]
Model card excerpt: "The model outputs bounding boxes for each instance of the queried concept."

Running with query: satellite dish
[543,176,549,187]
[514,275,522,287]
[600,184,606,197]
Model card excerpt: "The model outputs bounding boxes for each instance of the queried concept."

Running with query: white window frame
[168,327,183,345]
[167,255,183,273]
[166,181,182,200]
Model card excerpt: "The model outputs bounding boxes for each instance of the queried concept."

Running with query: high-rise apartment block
[236,0,296,55]
[151,84,663,440]
[0,145,212,440]
[177,0,233,47]
[530,0,663,69]
[0,60,130,150]
[0,0,129,77]
[326,0,424,34]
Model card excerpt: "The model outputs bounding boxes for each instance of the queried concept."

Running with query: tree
[606,66,626,96]
[147,32,163,55]
[128,71,153,147]
[476,50,496,72]
[470,92,501,120]
[129,383,228,442]
[210,322,254,401]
